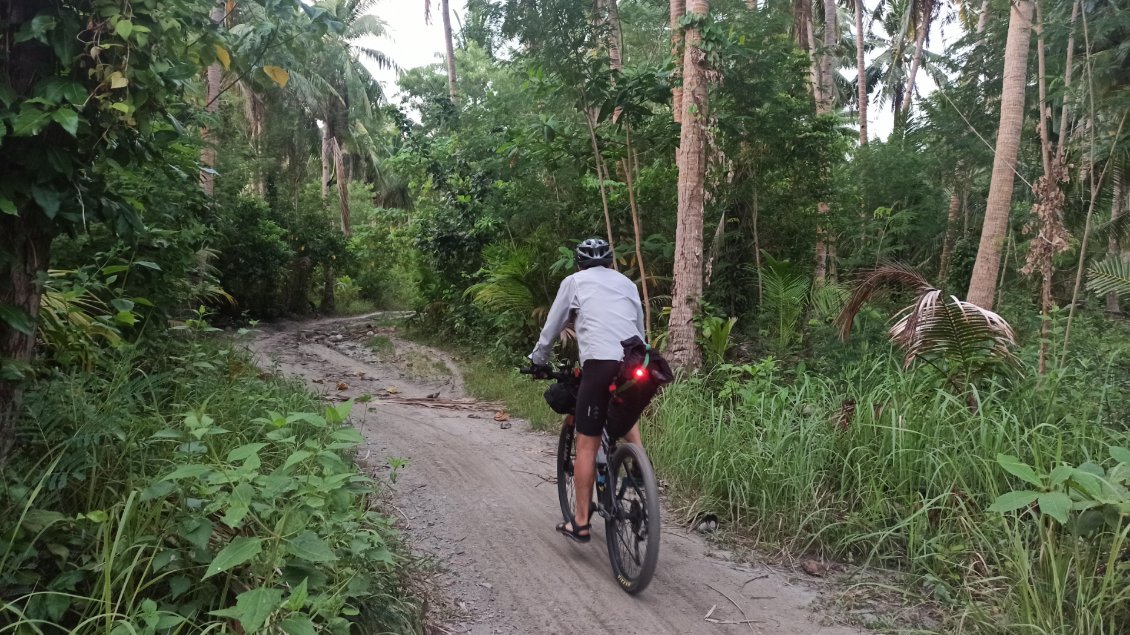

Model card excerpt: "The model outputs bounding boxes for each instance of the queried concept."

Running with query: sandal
[555,521,591,543]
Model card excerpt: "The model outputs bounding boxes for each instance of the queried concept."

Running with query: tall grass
[645,356,1129,632]
[1,338,424,634]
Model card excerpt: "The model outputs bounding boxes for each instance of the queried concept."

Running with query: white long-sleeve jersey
[529,266,645,365]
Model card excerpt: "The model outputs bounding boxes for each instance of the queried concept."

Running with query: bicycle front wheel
[604,442,660,594]
[556,418,577,523]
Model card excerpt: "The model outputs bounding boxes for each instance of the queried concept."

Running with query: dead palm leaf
[839,264,1019,391]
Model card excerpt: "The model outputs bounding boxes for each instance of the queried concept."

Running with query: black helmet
[575,238,613,269]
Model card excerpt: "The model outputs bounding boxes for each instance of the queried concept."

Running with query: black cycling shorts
[574,359,633,439]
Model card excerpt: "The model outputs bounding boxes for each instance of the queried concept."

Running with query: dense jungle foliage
[1,0,1129,632]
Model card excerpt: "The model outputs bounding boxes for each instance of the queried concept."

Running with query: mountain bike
[522,365,661,594]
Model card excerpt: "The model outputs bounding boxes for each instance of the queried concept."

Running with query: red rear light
[634,367,647,379]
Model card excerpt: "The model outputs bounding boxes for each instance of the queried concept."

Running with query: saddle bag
[607,336,674,431]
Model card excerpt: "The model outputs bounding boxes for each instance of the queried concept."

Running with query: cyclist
[529,238,646,543]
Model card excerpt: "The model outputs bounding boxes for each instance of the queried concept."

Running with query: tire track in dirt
[251,314,867,635]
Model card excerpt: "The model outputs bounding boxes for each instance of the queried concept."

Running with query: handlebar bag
[544,380,579,415]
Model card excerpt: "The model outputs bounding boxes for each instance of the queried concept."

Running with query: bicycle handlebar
[519,365,575,381]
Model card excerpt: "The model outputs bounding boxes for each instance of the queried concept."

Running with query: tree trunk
[333,138,351,237]
[810,0,835,286]
[900,0,934,121]
[321,263,336,313]
[623,130,651,339]
[200,3,225,196]
[670,0,685,123]
[1109,168,1124,313]
[855,0,868,146]
[583,111,617,261]
[287,256,314,315]
[752,187,763,305]
[818,0,837,114]
[795,0,824,108]
[0,0,62,465]
[814,202,829,285]
[600,0,624,73]
[939,187,962,281]
[966,0,1034,309]
[441,0,458,104]
[240,81,267,197]
[321,124,333,203]
[668,0,710,371]
[1055,0,1080,163]
[975,0,990,34]
[0,213,53,464]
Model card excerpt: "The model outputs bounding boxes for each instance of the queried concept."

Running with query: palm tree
[854,0,868,145]
[898,0,937,122]
[293,0,393,233]
[283,0,393,310]
[668,0,710,370]
[966,0,1034,309]
[425,0,458,103]
[670,0,684,123]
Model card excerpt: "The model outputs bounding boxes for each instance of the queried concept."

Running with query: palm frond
[347,14,390,40]
[812,282,850,321]
[836,263,932,339]
[891,290,1018,372]
[1087,257,1130,299]
[352,45,398,72]
[465,248,548,319]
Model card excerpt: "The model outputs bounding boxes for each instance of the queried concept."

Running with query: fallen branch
[378,396,503,411]
[705,583,759,632]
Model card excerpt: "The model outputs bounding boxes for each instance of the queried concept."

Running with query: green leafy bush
[1,340,422,634]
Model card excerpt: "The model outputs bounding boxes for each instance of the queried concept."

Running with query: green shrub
[1,339,422,634]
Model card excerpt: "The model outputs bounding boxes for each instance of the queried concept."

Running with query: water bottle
[596,442,605,485]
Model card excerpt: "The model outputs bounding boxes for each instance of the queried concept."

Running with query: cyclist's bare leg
[622,423,642,447]
[571,432,600,535]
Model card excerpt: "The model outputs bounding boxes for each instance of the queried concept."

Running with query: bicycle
[522,365,661,594]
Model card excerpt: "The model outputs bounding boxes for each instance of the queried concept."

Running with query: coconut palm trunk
[899,0,935,122]
[440,0,458,103]
[939,186,962,281]
[200,2,225,196]
[855,0,868,146]
[966,0,1035,309]
[670,0,685,123]
[668,0,710,370]
[812,0,836,286]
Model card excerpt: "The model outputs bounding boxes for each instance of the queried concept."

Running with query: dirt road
[252,315,866,635]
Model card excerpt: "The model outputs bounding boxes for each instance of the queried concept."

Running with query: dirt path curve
[251,314,866,635]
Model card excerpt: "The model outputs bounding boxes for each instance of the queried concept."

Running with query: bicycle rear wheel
[604,442,660,594]
[556,419,577,523]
